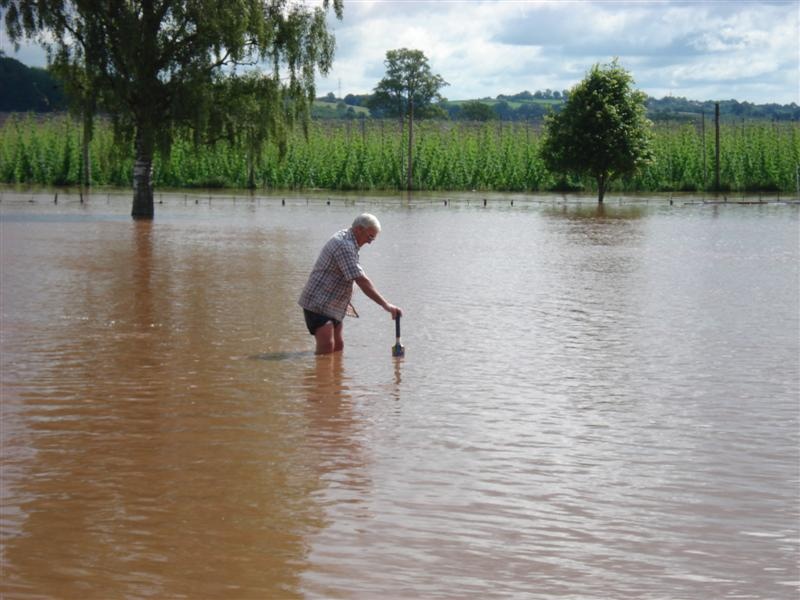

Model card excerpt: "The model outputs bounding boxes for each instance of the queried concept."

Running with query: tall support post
[701,110,707,191]
[407,97,414,191]
[714,102,721,192]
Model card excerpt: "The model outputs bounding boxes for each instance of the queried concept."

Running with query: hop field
[1,114,798,193]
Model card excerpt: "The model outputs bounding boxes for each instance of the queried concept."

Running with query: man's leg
[333,321,344,352]
[314,321,335,355]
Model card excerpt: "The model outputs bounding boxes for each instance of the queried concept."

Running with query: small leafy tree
[541,59,653,203]
[459,100,495,122]
[2,0,343,218]
[369,48,447,190]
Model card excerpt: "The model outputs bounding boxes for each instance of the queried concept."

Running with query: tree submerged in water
[541,59,653,203]
[2,0,343,219]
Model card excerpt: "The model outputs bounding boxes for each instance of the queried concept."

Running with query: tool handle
[395,314,401,338]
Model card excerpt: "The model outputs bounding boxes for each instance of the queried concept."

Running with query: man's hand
[386,305,403,320]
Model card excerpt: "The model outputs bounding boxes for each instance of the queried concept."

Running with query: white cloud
[319,0,799,103]
[3,0,798,104]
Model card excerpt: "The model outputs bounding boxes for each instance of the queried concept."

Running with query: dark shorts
[303,309,341,335]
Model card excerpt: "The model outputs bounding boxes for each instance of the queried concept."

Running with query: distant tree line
[3,53,798,123]
[644,96,800,122]
[336,90,800,122]
[497,89,568,101]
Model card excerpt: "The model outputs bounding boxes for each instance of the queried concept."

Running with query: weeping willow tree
[2,0,343,218]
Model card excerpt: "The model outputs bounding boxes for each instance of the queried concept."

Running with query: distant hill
[312,93,370,119]
[3,54,797,122]
[644,95,800,122]
[0,54,66,112]
[324,90,800,122]
[441,93,799,122]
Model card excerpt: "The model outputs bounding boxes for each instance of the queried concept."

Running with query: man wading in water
[299,213,403,355]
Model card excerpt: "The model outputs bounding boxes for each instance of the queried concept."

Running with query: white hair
[352,213,381,231]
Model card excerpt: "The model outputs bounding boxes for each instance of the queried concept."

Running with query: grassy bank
[1,114,798,193]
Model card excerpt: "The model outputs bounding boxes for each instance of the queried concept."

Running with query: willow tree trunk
[131,127,155,219]
[597,172,607,203]
[247,155,256,189]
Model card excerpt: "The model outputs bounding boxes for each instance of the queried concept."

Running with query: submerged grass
[1,114,798,193]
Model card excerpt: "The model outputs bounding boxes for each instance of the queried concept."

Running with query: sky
[319,0,799,104]
[3,0,799,104]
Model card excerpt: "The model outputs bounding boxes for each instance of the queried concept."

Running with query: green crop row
[1,114,798,192]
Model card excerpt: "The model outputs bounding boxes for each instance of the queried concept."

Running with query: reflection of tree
[538,202,648,391]
[1,221,319,598]
[543,203,644,249]
[544,202,645,221]
[2,221,168,598]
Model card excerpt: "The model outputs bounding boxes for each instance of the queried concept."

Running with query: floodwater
[1,190,798,599]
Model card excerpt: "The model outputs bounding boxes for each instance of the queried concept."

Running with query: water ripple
[1,199,797,599]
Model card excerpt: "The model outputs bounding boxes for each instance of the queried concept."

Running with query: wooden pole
[407,97,414,191]
[796,163,799,201]
[714,102,721,191]
[81,112,91,189]
[701,110,707,191]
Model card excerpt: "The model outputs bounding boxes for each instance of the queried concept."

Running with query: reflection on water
[1,193,798,598]
[302,354,370,504]
[543,202,646,221]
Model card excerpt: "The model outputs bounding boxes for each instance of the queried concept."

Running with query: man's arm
[354,276,402,319]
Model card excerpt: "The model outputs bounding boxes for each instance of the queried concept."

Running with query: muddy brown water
[1,191,798,598]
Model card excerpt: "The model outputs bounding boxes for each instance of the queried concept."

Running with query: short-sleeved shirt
[298,228,365,321]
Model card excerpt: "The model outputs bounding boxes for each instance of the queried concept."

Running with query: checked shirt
[298,228,365,321]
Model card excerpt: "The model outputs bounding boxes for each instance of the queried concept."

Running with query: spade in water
[392,314,405,357]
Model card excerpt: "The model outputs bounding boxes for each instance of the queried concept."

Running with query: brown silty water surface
[1,191,798,598]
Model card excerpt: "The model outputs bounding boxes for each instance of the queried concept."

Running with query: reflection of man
[299,214,402,355]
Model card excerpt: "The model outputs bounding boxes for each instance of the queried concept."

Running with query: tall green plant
[2,115,798,194]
